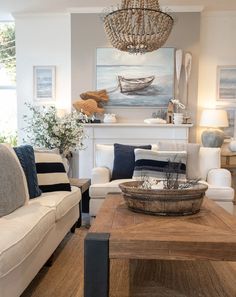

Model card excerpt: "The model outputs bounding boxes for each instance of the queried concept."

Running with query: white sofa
[0,176,81,296]
[89,144,234,216]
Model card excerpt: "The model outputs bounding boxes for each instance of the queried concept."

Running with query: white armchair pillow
[95,144,114,172]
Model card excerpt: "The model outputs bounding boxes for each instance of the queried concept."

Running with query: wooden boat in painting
[118,75,155,93]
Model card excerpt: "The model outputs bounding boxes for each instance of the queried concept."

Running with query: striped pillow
[133,149,187,180]
[34,152,71,193]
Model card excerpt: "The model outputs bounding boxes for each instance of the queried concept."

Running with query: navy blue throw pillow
[111,143,152,180]
[14,145,42,199]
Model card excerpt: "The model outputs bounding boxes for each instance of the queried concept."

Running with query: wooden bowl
[119,181,208,216]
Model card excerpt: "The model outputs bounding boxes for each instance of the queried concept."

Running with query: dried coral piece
[73,99,104,116]
[80,89,109,102]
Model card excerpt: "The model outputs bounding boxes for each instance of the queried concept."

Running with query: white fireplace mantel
[79,123,193,178]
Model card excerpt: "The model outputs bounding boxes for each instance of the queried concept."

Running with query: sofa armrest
[206,168,232,187]
[91,167,111,185]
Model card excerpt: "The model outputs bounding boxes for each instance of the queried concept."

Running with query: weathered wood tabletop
[85,193,236,297]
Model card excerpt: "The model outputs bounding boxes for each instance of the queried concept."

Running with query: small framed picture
[217,66,236,103]
[33,66,56,101]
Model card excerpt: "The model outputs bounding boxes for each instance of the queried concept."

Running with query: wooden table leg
[228,169,236,204]
[84,233,110,297]
[110,259,131,297]
[82,188,90,213]
[225,156,236,204]
[230,169,236,205]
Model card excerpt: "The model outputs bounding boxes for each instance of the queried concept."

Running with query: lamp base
[201,129,225,147]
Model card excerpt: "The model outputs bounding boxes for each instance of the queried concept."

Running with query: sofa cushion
[158,141,201,180]
[29,186,81,221]
[1,144,29,201]
[111,143,151,180]
[89,179,133,198]
[0,144,28,217]
[35,152,71,192]
[0,203,55,278]
[133,149,187,180]
[14,145,42,199]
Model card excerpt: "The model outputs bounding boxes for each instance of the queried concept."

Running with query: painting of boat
[118,75,155,93]
[96,47,174,107]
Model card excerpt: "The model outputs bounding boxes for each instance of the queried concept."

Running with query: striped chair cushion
[34,152,71,193]
[133,149,187,180]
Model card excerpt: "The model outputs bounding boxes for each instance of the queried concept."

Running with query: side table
[70,178,91,226]
[221,144,236,204]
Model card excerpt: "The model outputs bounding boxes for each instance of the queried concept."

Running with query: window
[0,22,17,140]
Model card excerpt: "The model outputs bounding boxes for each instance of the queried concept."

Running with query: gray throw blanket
[0,145,26,217]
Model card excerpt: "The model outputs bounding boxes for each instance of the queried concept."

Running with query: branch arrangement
[139,158,200,190]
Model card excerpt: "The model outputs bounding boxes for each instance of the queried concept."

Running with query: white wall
[15,11,236,144]
[197,11,236,140]
[71,13,200,142]
[17,12,229,145]
[15,14,71,141]
[15,12,200,143]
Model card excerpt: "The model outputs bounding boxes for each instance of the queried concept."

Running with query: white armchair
[89,145,234,216]
[92,167,110,184]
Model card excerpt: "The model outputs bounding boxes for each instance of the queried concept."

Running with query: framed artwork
[220,109,236,138]
[96,47,175,107]
[217,66,236,103]
[33,66,56,101]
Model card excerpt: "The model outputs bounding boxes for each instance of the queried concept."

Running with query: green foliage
[0,23,16,81]
[0,132,18,146]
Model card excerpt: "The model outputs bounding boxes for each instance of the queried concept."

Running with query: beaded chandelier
[103,0,174,54]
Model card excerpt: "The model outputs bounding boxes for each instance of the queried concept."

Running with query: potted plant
[23,104,88,173]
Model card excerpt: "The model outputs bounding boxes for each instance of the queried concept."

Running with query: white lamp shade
[200,109,229,128]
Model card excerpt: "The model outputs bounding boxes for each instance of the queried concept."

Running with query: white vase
[173,113,183,125]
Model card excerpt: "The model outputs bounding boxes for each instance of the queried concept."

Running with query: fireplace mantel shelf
[84,123,193,128]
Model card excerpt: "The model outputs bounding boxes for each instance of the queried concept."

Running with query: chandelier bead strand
[103,0,174,54]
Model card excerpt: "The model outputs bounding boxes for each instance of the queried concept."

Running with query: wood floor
[21,225,236,297]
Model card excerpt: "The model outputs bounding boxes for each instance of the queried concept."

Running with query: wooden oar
[185,52,192,107]
[175,49,183,100]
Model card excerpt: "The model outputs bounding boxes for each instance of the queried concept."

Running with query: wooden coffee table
[84,193,236,297]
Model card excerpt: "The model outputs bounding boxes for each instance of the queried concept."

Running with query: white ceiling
[1,0,236,20]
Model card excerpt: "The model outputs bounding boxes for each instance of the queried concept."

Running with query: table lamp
[199,109,229,147]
